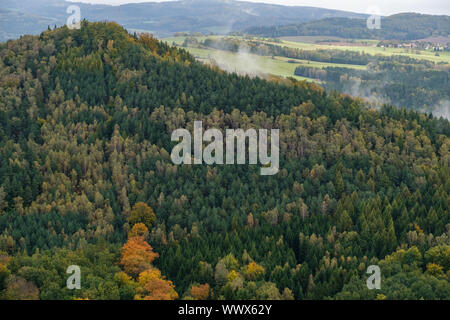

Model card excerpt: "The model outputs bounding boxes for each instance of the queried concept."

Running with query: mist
[431,100,450,120]
[208,47,267,78]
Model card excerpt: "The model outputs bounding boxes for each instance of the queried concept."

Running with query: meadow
[276,37,450,64]
[163,35,373,81]
[163,35,449,82]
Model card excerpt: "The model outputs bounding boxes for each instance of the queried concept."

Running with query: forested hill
[0,0,367,41]
[0,22,449,300]
[245,13,450,40]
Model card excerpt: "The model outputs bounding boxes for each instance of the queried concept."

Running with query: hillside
[0,0,367,41]
[245,13,450,40]
[190,36,450,115]
[0,22,449,300]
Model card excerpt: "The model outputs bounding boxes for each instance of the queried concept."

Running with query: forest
[199,37,449,114]
[244,13,450,40]
[294,63,450,115]
[0,21,449,300]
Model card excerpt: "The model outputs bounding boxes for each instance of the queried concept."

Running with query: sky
[67,0,450,16]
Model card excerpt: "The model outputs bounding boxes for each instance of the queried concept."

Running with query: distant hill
[245,13,450,40]
[0,0,367,41]
[0,8,58,42]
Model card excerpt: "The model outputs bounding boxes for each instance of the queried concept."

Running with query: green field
[172,45,318,82]
[163,36,372,81]
[162,35,450,82]
[275,37,450,64]
[274,56,367,70]
[279,36,380,46]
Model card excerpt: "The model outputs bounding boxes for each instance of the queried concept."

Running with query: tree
[3,276,39,300]
[256,282,282,300]
[120,236,159,278]
[243,262,265,281]
[0,187,7,213]
[214,261,229,288]
[136,268,178,300]
[281,288,295,300]
[128,223,149,239]
[425,245,450,271]
[426,263,444,278]
[190,283,210,300]
[128,203,157,230]
[138,33,159,53]
[0,256,10,291]
[336,209,353,232]
[334,170,345,197]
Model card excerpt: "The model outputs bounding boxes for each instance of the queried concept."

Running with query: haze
[67,0,450,16]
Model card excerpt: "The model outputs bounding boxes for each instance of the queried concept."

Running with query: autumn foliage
[120,236,159,278]
[137,33,159,53]
[190,283,211,300]
[243,262,265,281]
[127,203,157,229]
[136,268,178,300]
[128,223,149,239]
[119,226,178,300]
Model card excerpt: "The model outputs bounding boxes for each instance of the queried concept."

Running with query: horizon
[65,0,450,16]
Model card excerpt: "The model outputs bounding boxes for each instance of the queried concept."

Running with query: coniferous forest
[0,21,449,300]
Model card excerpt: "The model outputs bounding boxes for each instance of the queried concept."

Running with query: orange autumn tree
[119,224,178,300]
[120,235,159,278]
[190,283,211,300]
[136,268,178,300]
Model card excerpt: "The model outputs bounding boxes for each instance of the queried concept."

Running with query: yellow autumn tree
[128,202,156,229]
[243,262,265,281]
[138,33,158,53]
[128,223,149,239]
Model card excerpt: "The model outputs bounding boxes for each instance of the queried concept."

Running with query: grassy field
[274,56,367,70]
[163,36,371,81]
[279,36,379,46]
[274,37,450,64]
[170,45,319,82]
[167,35,450,64]
[162,35,450,82]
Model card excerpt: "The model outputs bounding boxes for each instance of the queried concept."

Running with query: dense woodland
[200,37,449,114]
[244,13,450,40]
[294,63,450,115]
[0,21,449,300]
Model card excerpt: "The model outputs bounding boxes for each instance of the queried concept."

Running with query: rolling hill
[0,0,367,41]
[244,13,450,40]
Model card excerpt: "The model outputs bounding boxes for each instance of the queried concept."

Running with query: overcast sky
[67,0,450,16]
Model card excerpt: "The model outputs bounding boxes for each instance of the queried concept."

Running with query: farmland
[163,35,373,81]
[276,37,450,64]
[163,35,450,82]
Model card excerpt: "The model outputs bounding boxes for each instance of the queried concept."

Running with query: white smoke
[209,47,267,77]
[431,100,450,120]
